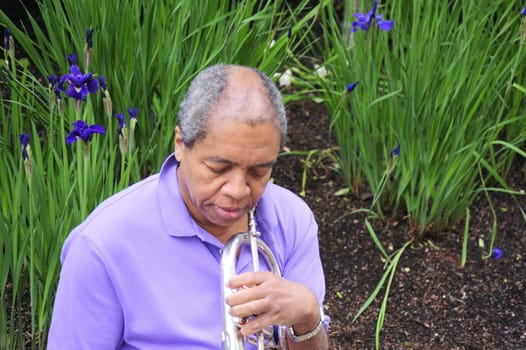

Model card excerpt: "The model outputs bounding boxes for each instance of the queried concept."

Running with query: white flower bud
[279,69,292,87]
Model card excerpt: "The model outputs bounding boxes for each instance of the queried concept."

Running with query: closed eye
[203,157,275,177]
[207,165,231,174]
[249,167,270,178]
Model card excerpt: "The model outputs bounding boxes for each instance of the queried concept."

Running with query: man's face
[174,114,281,239]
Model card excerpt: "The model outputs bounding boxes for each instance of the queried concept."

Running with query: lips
[215,206,245,221]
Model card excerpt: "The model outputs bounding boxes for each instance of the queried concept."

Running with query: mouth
[215,206,246,221]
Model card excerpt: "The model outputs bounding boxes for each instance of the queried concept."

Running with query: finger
[228,289,268,316]
[238,312,274,336]
[227,271,272,289]
[226,285,258,306]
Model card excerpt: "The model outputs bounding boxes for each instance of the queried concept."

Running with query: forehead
[207,115,280,144]
[195,117,281,163]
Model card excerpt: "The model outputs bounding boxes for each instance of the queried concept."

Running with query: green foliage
[320,2,526,349]
[1,0,321,173]
[0,1,323,348]
[351,238,412,349]
[320,0,526,235]
[0,54,135,348]
[2,0,526,348]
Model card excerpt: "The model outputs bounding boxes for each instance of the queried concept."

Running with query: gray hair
[177,63,287,148]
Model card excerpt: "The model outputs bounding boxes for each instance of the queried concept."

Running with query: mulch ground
[273,99,526,349]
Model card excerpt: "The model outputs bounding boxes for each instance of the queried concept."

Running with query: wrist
[288,306,325,342]
[291,316,320,335]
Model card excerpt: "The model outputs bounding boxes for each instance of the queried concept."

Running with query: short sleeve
[47,234,124,349]
[281,209,326,304]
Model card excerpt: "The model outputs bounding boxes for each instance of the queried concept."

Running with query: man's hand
[226,271,320,337]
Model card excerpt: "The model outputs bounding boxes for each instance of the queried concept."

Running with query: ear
[174,126,185,162]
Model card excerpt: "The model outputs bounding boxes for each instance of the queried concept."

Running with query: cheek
[249,177,271,198]
[194,175,224,200]
[181,168,212,201]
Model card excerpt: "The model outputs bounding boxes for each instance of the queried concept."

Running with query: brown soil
[274,99,526,349]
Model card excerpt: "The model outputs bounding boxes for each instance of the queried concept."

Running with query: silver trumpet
[221,208,289,350]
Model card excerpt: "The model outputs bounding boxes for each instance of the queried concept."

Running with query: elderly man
[48,64,329,349]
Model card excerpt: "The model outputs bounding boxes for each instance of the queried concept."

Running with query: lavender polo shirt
[47,154,327,349]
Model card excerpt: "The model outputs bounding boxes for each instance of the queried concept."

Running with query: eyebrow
[204,156,276,168]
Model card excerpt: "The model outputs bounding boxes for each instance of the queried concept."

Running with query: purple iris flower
[127,107,139,120]
[352,1,377,32]
[390,144,400,158]
[346,81,359,92]
[66,64,99,101]
[351,0,394,32]
[375,14,394,31]
[48,75,59,88]
[4,28,11,50]
[491,247,503,260]
[85,29,94,49]
[48,74,67,98]
[19,133,30,160]
[522,6,526,16]
[66,119,106,144]
[115,113,126,136]
[98,76,107,91]
[67,53,77,66]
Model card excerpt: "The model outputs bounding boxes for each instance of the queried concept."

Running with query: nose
[221,170,250,199]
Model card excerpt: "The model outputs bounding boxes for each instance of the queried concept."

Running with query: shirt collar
[158,154,201,239]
